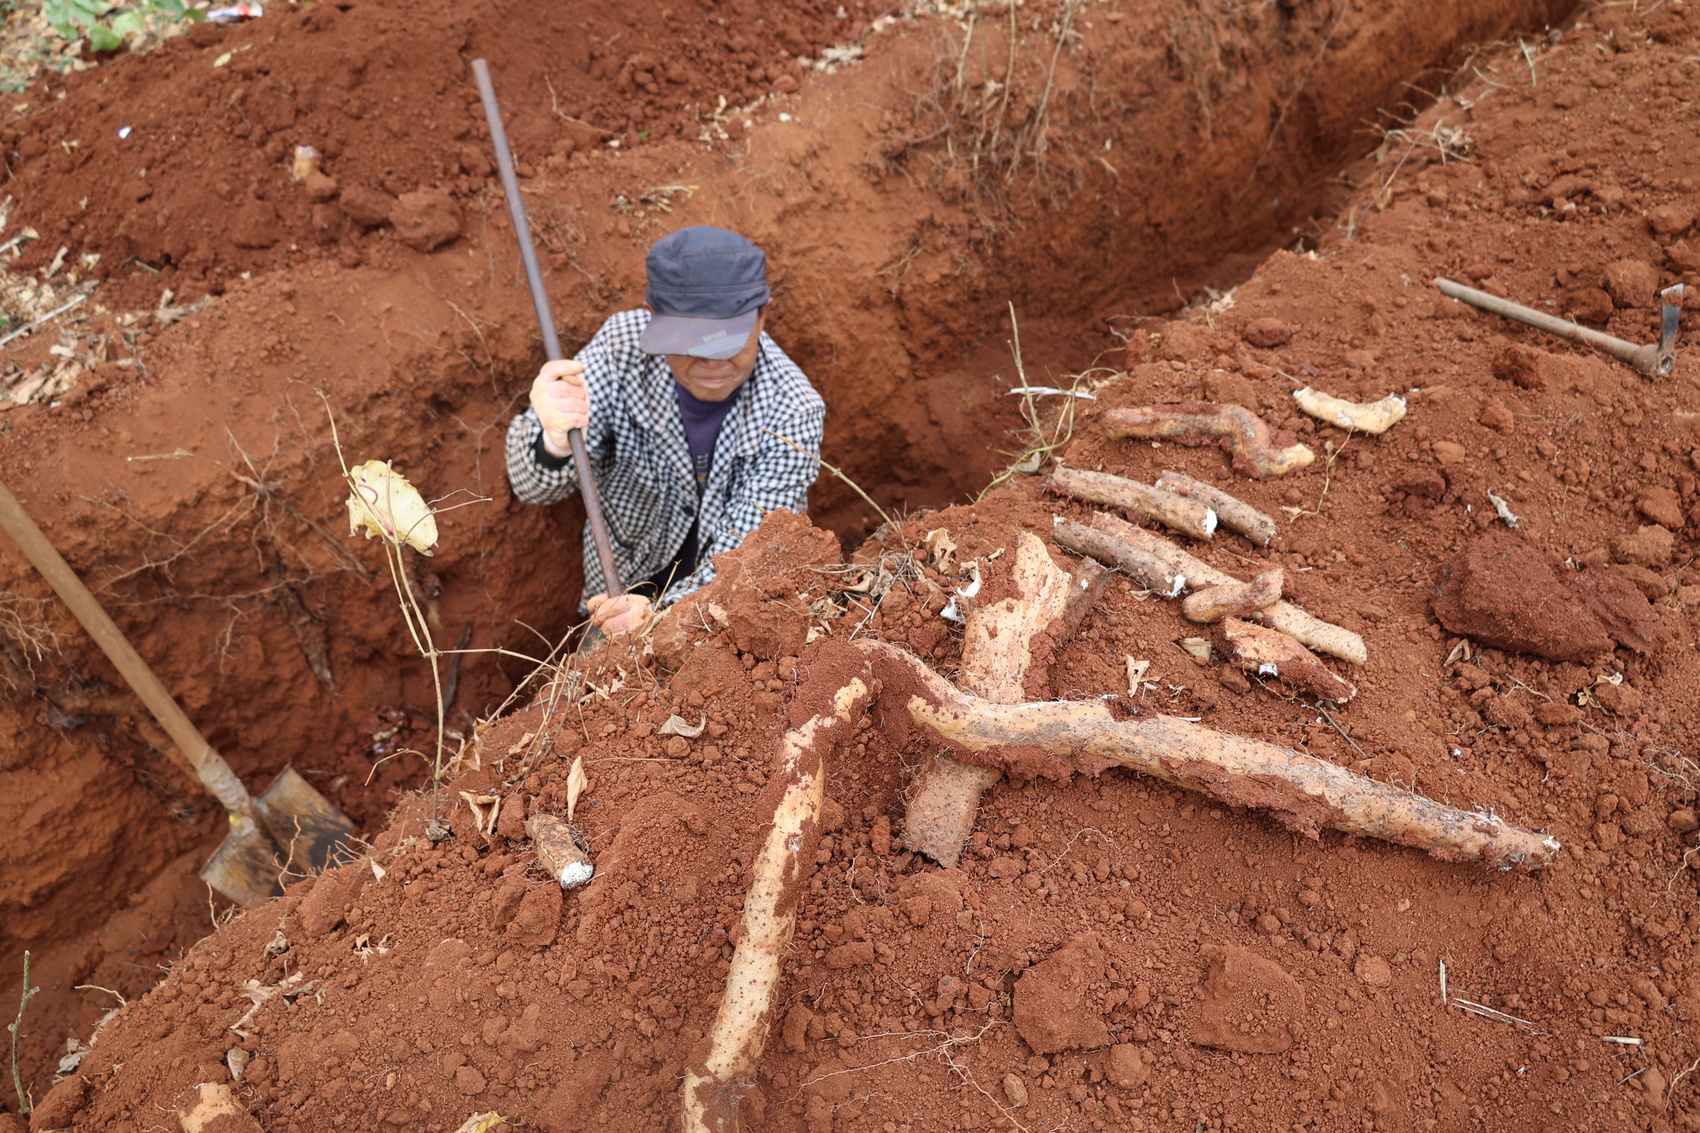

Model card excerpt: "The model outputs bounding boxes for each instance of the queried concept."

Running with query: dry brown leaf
[565,755,588,824]
[505,730,536,756]
[657,714,707,739]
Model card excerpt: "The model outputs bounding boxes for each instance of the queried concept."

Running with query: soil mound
[15,0,1700,1132]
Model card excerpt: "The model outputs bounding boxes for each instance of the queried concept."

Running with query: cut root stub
[1213,617,1357,703]
[526,813,594,889]
[1182,570,1284,623]
[1293,387,1407,435]
[1103,402,1315,478]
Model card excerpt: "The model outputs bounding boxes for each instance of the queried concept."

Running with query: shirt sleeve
[502,317,628,506]
[657,388,825,608]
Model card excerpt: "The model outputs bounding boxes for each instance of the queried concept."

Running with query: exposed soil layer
[17,0,1700,1131]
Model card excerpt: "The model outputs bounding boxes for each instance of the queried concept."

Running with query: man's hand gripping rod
[471,59,622,595]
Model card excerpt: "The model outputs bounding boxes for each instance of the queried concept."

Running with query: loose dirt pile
[11,0,1700,1130]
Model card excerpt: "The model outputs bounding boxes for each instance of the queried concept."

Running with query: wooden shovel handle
[0,478,252,812]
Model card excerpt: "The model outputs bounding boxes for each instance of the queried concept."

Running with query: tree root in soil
[1155,469,1278,545]
[686,637,1559,1131]
[1046,464,1217,540]
[1053,511,1368,665]
[1103,401,1315,478]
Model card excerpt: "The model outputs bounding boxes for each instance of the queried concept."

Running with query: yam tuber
[525,813,594,888]
[1047,465,1217,540]
[682,674,874,1133]
[1213,617,1357,702]
[1053,517,1184,597]
[1103,402,1315,478]
[1154,470,1278,546]
[1067,512,1368,665]
[1293,387,1407,435]
[1182,570,1284,623]
[904,534,1079,867]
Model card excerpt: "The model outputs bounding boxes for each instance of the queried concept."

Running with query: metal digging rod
[1434,277,1685,377]
[470,58,622,596]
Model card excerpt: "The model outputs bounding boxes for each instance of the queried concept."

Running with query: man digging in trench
[505,226,825,637]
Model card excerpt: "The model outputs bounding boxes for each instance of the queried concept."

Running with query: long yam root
[1104,402,1315,478]
[1063,512,1368,665]
[682,675,874,1133]
[1293,387,1407,435]
[857,640,1554,866]
[1047,465,1217,540]
[1182,570,1284,623]
[1155,469,1278,546]
[688,638,1556,1131]
[1213,617,1357,702]
[1053,517,1183,597]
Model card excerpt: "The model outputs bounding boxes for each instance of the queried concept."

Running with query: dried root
[1047,464,1217,540]
[1182,569,1284,623]
[1293,387,1407,435]
[1154,469,1278,546]
[1059,512,1368,665]
[688,638,1555,1131]
[1103,402,1315,478]
[1213,617,1357,702]
[682,673,875,1133]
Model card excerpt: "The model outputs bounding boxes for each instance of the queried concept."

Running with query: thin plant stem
[9,950,36,1117]
[763,429,896,532]
[386,544,446,821]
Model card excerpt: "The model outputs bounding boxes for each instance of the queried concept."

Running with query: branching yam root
[682,675,875,1133]
[1213,617,1356,702]
[1182,570,1284,623]
[1104,402,1315,478]
[687,639,1558,1131]
[1066,512,1368,665]
[860,641,1555,867]
[1053,517,1183,596]
[1155,469,1278,545]
[1047,464,1217,540]
[1293,387,1407,435]
[903,534,1076,867]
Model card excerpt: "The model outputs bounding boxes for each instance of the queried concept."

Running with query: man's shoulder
[753,335,822,408]
[593,308,653,346]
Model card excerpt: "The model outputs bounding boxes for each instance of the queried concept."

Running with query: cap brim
[638,311,758,359]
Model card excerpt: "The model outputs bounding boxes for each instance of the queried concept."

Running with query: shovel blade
[253,765,356,874]
[200,811,288,908]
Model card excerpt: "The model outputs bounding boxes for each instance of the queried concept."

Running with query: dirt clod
[1432,533,1613,661]
[1012,932,1112,1054]
[390,189,464,253]
[1191,945,1305,1054]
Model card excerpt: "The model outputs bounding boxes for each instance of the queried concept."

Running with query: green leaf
[87,23,121,50]
[110,10,143,36]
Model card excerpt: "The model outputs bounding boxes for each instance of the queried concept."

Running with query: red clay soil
[16,0,1700,1131]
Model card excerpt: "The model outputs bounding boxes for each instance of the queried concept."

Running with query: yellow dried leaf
[346,459,438,555]
[452,1113,511,1133]
[505,730,537,756]
[1125,656,1150,696]
[565,754,588,824]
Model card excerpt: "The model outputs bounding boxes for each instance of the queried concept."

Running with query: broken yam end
[1182,569,1284,624]
[1215,618,1356,702]
[1293,387,1407,435]
[526,813,595,889]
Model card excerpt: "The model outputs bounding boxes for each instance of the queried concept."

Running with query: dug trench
[16,0,1700,1128]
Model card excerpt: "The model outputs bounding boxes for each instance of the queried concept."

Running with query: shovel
[0,478,354,907]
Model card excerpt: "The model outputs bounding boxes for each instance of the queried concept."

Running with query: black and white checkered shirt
[504,309,825,609]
